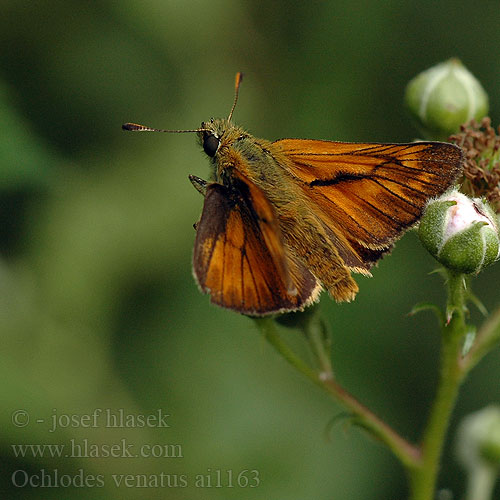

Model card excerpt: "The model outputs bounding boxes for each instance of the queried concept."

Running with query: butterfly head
[197,117,245,157]
[198,118,226,158]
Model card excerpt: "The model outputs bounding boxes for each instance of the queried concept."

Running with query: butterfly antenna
[227,72,243,122]
[124,72,243,132]
[122,123,207,133]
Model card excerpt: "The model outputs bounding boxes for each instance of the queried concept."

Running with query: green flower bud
[457,405,500,469]
[405,59,489,140]
[419,191,500,274]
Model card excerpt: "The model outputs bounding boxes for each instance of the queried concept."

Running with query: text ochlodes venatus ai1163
[123,73,463,316]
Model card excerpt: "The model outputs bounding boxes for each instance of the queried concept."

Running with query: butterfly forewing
[193,177,320,316]
[275,139,463,253]
[231,170,295,294]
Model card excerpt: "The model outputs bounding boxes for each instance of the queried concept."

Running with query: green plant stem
[255,317,319,385]
[255,317,421,468]
[304,309,334,378]
[409,271,468,500]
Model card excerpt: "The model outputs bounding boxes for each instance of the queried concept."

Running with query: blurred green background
[1,1,499,499]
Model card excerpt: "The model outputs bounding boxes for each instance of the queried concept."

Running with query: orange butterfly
[123,73,463,316]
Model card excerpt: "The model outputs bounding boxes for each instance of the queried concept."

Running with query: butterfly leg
[189,175,208,230]
[189,174,208,195]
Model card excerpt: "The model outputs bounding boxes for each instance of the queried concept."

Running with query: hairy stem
[409,271,467,500]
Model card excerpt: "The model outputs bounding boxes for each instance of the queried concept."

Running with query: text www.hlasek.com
[11,439,182,459]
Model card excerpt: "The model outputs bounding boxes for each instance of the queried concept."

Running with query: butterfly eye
[203,132,220,157]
